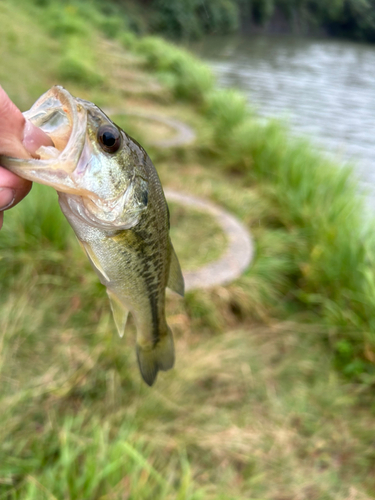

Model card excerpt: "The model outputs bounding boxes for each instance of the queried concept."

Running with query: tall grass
[2,270,375,498]
[204,96,375,379]
[2,416,202,499]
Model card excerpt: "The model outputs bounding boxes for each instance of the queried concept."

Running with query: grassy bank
[1,0,375,498]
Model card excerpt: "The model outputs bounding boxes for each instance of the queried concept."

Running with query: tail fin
[136,327,175,386]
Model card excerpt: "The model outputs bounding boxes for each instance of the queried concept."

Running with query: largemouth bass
[1,86,184,386]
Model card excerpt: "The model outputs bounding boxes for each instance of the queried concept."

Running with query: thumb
[0,86,52,158]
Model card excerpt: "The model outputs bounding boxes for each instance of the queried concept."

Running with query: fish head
[1,86,149,230]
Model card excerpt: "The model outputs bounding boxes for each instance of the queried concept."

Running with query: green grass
[169,202,227,271]
[202,105,375,380]
[2,416,200,499]
[132,36,215,103]
[58,36,105,87]
[1,272,375,498]
[1,0,375,498]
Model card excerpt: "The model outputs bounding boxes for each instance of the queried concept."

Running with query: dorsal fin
[107,289,129,338]
[167,242,184,296]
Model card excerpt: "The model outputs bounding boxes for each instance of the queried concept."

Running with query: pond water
[192,35,375,204]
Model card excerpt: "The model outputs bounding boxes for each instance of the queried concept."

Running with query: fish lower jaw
[60,193,142,232]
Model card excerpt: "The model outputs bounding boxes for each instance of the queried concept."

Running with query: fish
[0,86,184,386]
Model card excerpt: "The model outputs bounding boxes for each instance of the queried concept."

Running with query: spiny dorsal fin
[107,289,129,338]
[167,242,184,297]
[136,327,175,386]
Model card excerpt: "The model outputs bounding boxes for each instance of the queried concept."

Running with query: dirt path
[165,189,254,291]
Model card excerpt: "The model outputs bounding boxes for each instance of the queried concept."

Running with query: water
[193,35,375,201]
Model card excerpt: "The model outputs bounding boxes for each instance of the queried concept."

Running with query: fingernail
[0,188,16,211]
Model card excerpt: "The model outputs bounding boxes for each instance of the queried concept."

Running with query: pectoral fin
[107,289,129,338]
[167,242,184,296]
[79,240,110,282]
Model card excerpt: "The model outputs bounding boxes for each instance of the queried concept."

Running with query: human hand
[0,86,52,229]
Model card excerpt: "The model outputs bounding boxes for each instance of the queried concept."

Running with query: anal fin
[107,289,129,338]
[167,242,184,297]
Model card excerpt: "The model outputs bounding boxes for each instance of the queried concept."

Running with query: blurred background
[1,1,375,498]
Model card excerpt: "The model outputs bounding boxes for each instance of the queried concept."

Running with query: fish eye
[97,125,121,153]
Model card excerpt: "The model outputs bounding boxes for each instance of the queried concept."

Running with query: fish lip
[0,86,88,194]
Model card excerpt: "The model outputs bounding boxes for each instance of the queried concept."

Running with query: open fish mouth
[0,86,88,194]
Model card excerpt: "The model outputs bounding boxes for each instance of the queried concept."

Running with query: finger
[0,166,32,211]
[23,119,53,155]
[0,86,30,159]
[0,85,52,158]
